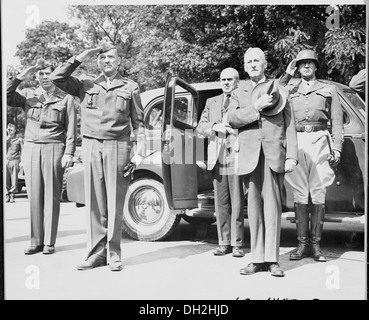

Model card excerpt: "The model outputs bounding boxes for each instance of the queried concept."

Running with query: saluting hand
[76,47,103,63]
[16,58,47,80]
[286,59,297,76]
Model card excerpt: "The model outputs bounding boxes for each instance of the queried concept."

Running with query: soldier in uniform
[5,123,23,203]
[280,49,344,262]
[7,59,77,255]
[50,43,146,271]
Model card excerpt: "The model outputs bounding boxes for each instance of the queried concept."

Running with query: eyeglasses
[221,78,235,81]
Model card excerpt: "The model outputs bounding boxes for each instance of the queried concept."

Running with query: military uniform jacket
[50,56,145,156]
[227,80,298,175]
[6,136,23,160]
[7,78,77,156]
[280,73,344,152]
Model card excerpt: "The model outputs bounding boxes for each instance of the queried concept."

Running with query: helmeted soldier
[280,49,344,262]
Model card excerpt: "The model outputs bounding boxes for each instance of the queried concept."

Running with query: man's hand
[254,93,273,112]
[17,58,46,80]
[61,154,73,168]
[286,59,297,76]
[213,123,235,135]
[76,47,103,63]
[131,154,144,167]
[284,159,297,173]
[328,150,341,168]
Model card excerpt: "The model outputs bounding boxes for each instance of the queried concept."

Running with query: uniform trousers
[23,142,65,246]
[212,146,244,247]
[82,137,131,262]
[285,131,335,205]
[244,148,284,263]
[6,158,20,194]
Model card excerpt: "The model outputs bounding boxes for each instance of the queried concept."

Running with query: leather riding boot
[290,203,310,260]
[310,203,327,262]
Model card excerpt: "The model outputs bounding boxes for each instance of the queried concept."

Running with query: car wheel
[123,178,181,241]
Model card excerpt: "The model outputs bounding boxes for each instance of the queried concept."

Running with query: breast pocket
[26,102,42,121]
[83,88,100,109]
[50,105,66,123]
[315,90,331,111]
[115,89,131,113]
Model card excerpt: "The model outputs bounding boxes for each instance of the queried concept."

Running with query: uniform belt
[296,123,327,133]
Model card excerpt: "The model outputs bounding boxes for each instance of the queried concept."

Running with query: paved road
[3,190,366,301]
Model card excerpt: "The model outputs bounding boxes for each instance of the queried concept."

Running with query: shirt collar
[301,78,316,87]
[40,86,55,98]
[251,76,267,88]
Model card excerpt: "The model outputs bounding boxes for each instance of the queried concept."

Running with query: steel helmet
[295,49,319,68]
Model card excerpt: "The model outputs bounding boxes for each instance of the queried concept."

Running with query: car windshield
[342,89,366,117]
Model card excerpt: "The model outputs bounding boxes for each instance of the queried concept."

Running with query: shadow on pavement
[123,242,215,267]
[5,229,87,244]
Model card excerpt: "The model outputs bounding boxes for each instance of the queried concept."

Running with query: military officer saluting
[50,43,146,271]
[280,49,344,262]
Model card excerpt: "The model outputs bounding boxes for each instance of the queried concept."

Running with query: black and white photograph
[1,0,367,303]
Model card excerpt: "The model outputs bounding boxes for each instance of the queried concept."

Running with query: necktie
[222,94,231,150]
[222,94,230,115]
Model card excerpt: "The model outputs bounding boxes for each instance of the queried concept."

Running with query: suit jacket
[196,93,238,170]
[228,80,298,175]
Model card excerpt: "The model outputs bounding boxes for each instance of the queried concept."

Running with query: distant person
[197,67,245,258]
[280,49,344,262]
[5,123,23,203]
[7,59,77,255]
[349,68,366,101]
[227,48,298,277]
[50,43,146,271]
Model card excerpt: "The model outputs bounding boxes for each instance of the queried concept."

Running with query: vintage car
[65,77,366,241]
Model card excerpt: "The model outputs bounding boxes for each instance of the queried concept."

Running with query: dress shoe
[109,259,123,271]
[267,263,285,277]
[240,263,266,275]
[43,245,55,254]
[5,194,10,203]
[9,194,15,203]
[212,245,232,256]
[24,245,44,255]
[232,246,245,257]
[76,254,107,271]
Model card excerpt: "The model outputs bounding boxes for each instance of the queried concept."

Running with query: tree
[15,21,86,67]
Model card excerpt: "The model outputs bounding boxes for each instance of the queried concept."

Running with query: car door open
[162,76,199,209]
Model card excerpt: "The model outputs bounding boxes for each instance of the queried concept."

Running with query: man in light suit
[197,67,245,258]
[227,48,298,277]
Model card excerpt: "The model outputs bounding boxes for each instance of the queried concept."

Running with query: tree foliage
[15,21,86,66]
[9,5,366,134]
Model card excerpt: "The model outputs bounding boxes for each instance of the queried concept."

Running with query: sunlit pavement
[3,190,366,300]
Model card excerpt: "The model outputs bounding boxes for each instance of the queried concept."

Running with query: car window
[173,96,196,128]
[147,103,163,130]
[342,89,366,116]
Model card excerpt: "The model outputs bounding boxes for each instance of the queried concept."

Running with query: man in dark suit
[197,67,245,258]
[227,48,298,277]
